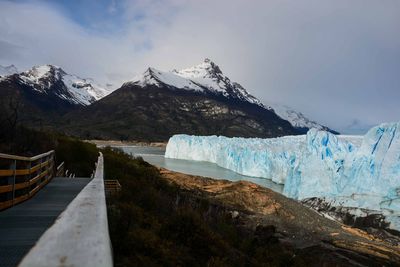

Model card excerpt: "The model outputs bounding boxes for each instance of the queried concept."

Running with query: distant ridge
[127,58,335,133]
[0,60,336,140]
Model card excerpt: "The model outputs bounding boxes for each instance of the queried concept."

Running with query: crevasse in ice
[165,122,400,229]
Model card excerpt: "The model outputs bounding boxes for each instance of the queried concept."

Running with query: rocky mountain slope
[63,82,297,140]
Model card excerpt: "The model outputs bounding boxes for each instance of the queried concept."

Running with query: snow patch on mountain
[19,65,55,91]
[268,103,328,131]
[62,74,110,105]
[132,67,204,91]
[17,65,110,105]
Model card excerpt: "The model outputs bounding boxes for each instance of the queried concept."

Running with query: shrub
[55,136,98,177]
[103,148,300,267]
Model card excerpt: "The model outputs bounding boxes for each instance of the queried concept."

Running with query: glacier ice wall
[165,134,305,184]
[165,122,400,229]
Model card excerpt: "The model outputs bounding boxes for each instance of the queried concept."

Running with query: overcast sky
[0,0,399,133]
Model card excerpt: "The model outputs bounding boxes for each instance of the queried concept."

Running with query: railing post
[27,160,31,197]
[45,154,48,181]
[52,152,55,178]
[12,159,16,207]
[51,152,55,178]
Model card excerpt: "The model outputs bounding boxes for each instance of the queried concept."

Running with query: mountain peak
[3,64,18,71]
[203,58,217,66]
[202,58,220,70]
[178,58,223,79]
[129,60,264,107]
[139,67,162,84]
[14,64,110,105]
[0,64,19,77]
[23,64,66,81]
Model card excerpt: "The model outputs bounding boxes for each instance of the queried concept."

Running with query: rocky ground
[160,168,400,266]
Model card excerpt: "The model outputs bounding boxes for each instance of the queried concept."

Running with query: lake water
[116,146,283,193]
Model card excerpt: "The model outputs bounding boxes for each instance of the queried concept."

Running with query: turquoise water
[117,146,283,193]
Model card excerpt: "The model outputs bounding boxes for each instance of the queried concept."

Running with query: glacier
[165,122,400,230]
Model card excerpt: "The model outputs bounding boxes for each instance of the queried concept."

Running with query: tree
[0,91,22,142]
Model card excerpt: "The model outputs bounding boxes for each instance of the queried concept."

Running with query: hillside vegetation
[104,148,304,266]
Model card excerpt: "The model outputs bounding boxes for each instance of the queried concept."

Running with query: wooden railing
[56,161,65,177]
[104,179,121,196]
[0,150,55,210]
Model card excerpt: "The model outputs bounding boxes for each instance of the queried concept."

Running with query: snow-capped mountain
[267,103,332,132]
[129,59,332,132]
[0,64,18,77]
[16,65,110,106]
[65,58,300,140]
[129,58,264,107]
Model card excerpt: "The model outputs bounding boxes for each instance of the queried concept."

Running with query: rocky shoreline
[159,168,400,265]
[86,139,167,148]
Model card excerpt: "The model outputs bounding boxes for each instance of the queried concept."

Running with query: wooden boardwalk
[0,177,90,267]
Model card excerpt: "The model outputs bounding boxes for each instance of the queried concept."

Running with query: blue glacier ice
[165,122,400,230]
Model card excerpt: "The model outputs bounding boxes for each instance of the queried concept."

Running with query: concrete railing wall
[19,152,113,267]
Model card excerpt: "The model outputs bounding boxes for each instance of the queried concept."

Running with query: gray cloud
[0,0,399,133]
[0,40,24,60]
